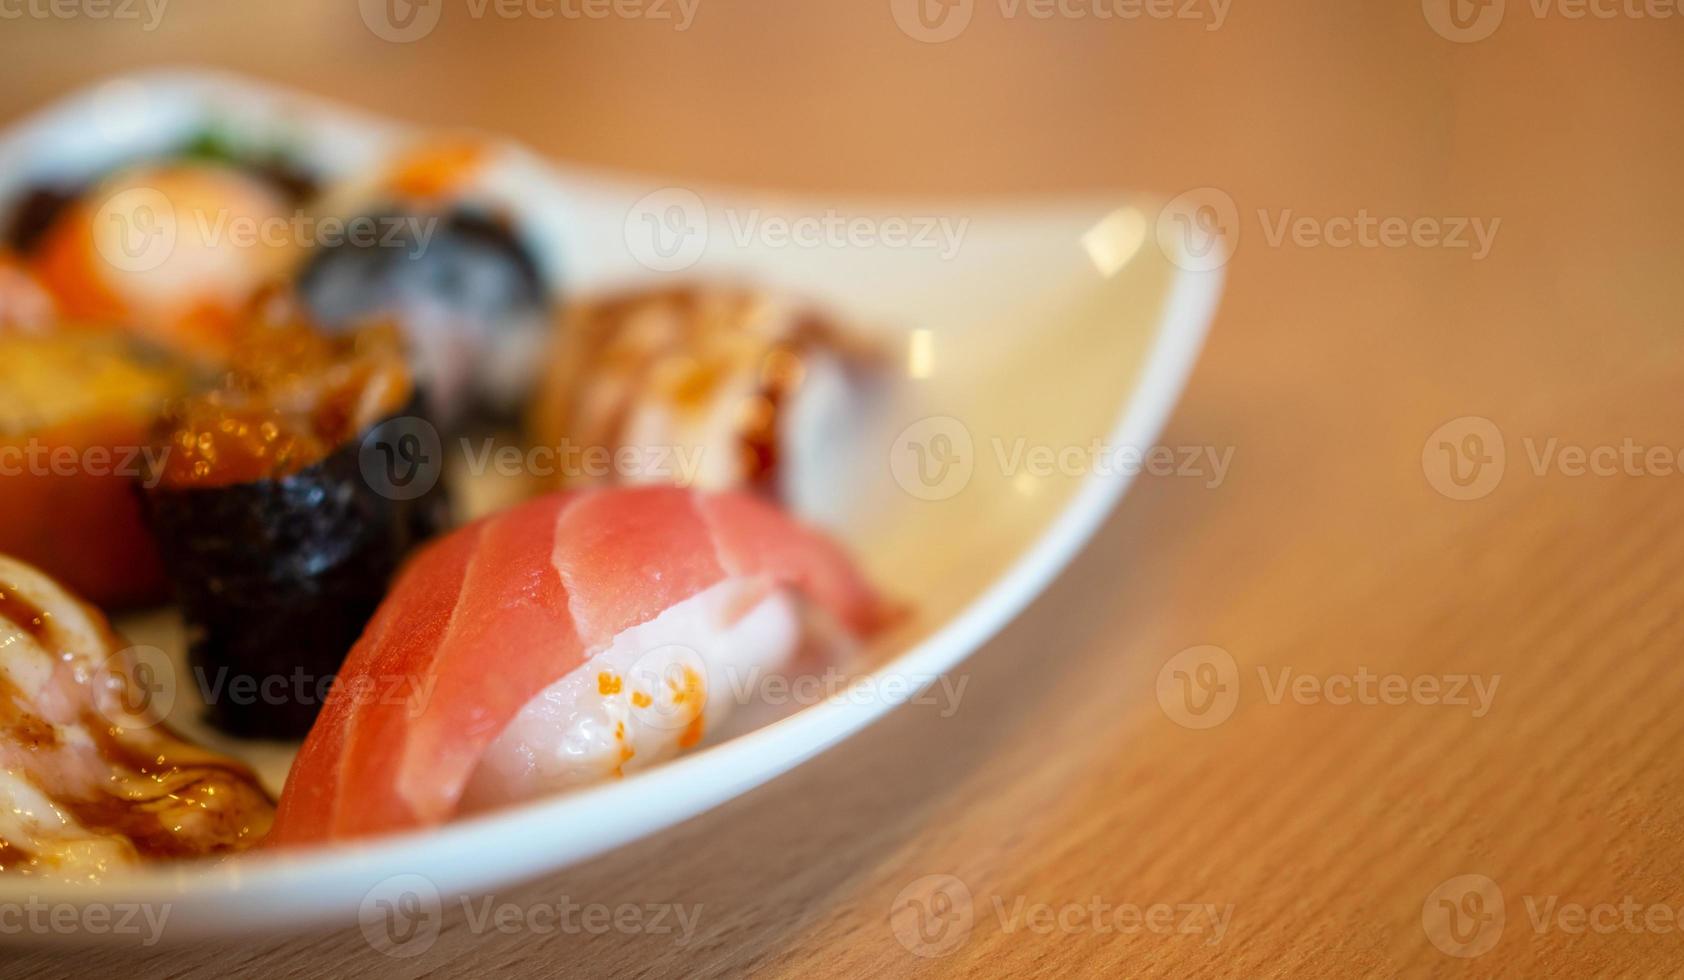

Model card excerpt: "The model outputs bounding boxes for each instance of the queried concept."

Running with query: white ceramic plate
[0,70,1222,942]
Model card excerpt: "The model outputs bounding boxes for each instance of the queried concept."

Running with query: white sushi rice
[459,579,804,813]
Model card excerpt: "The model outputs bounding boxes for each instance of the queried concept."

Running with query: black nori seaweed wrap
[297,208,552,425]
[141,402,449,739]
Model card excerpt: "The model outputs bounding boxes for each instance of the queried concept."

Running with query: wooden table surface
[5,2,1682,976]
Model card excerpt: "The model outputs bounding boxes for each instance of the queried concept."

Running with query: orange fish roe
[679,714,705,749]
[386,139,488,200]
[153,313,410,489]
[159,404,326,487]
[676,667,705,748]
[668,666,703,706]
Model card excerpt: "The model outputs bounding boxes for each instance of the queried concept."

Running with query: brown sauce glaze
[0,586,51,641]
[542,287,879,498]
[0,593,275,867]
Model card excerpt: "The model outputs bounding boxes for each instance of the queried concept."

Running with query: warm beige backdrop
[5,1,1683,976]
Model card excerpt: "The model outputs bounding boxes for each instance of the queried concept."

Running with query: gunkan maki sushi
[296,139,555,425]
[140,296,450,738]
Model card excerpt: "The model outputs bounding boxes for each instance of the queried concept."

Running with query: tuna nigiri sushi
[268,487,888,845]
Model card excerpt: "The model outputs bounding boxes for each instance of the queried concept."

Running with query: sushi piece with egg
[528,285,882,520]
[28,160,301,362]
[266,486,891,844]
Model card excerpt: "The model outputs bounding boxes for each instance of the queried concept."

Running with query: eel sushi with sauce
[0,330,188,607]
[528,285,881,517]
[140,302,449,739]
[0,554,273,877]
[267,486,891,844]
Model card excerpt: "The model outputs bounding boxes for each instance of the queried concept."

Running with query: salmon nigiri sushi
[267,487,890,845]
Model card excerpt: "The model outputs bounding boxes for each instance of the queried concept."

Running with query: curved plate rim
[0,68,1226,938]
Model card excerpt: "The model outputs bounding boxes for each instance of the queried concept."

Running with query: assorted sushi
[5,130,556,414]
[0,113,896,875]
[140,297,450,738]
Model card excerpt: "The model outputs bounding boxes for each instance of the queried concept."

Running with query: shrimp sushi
[267,486,889,845]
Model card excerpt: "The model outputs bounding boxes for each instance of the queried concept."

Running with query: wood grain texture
[4,1,1682,976]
